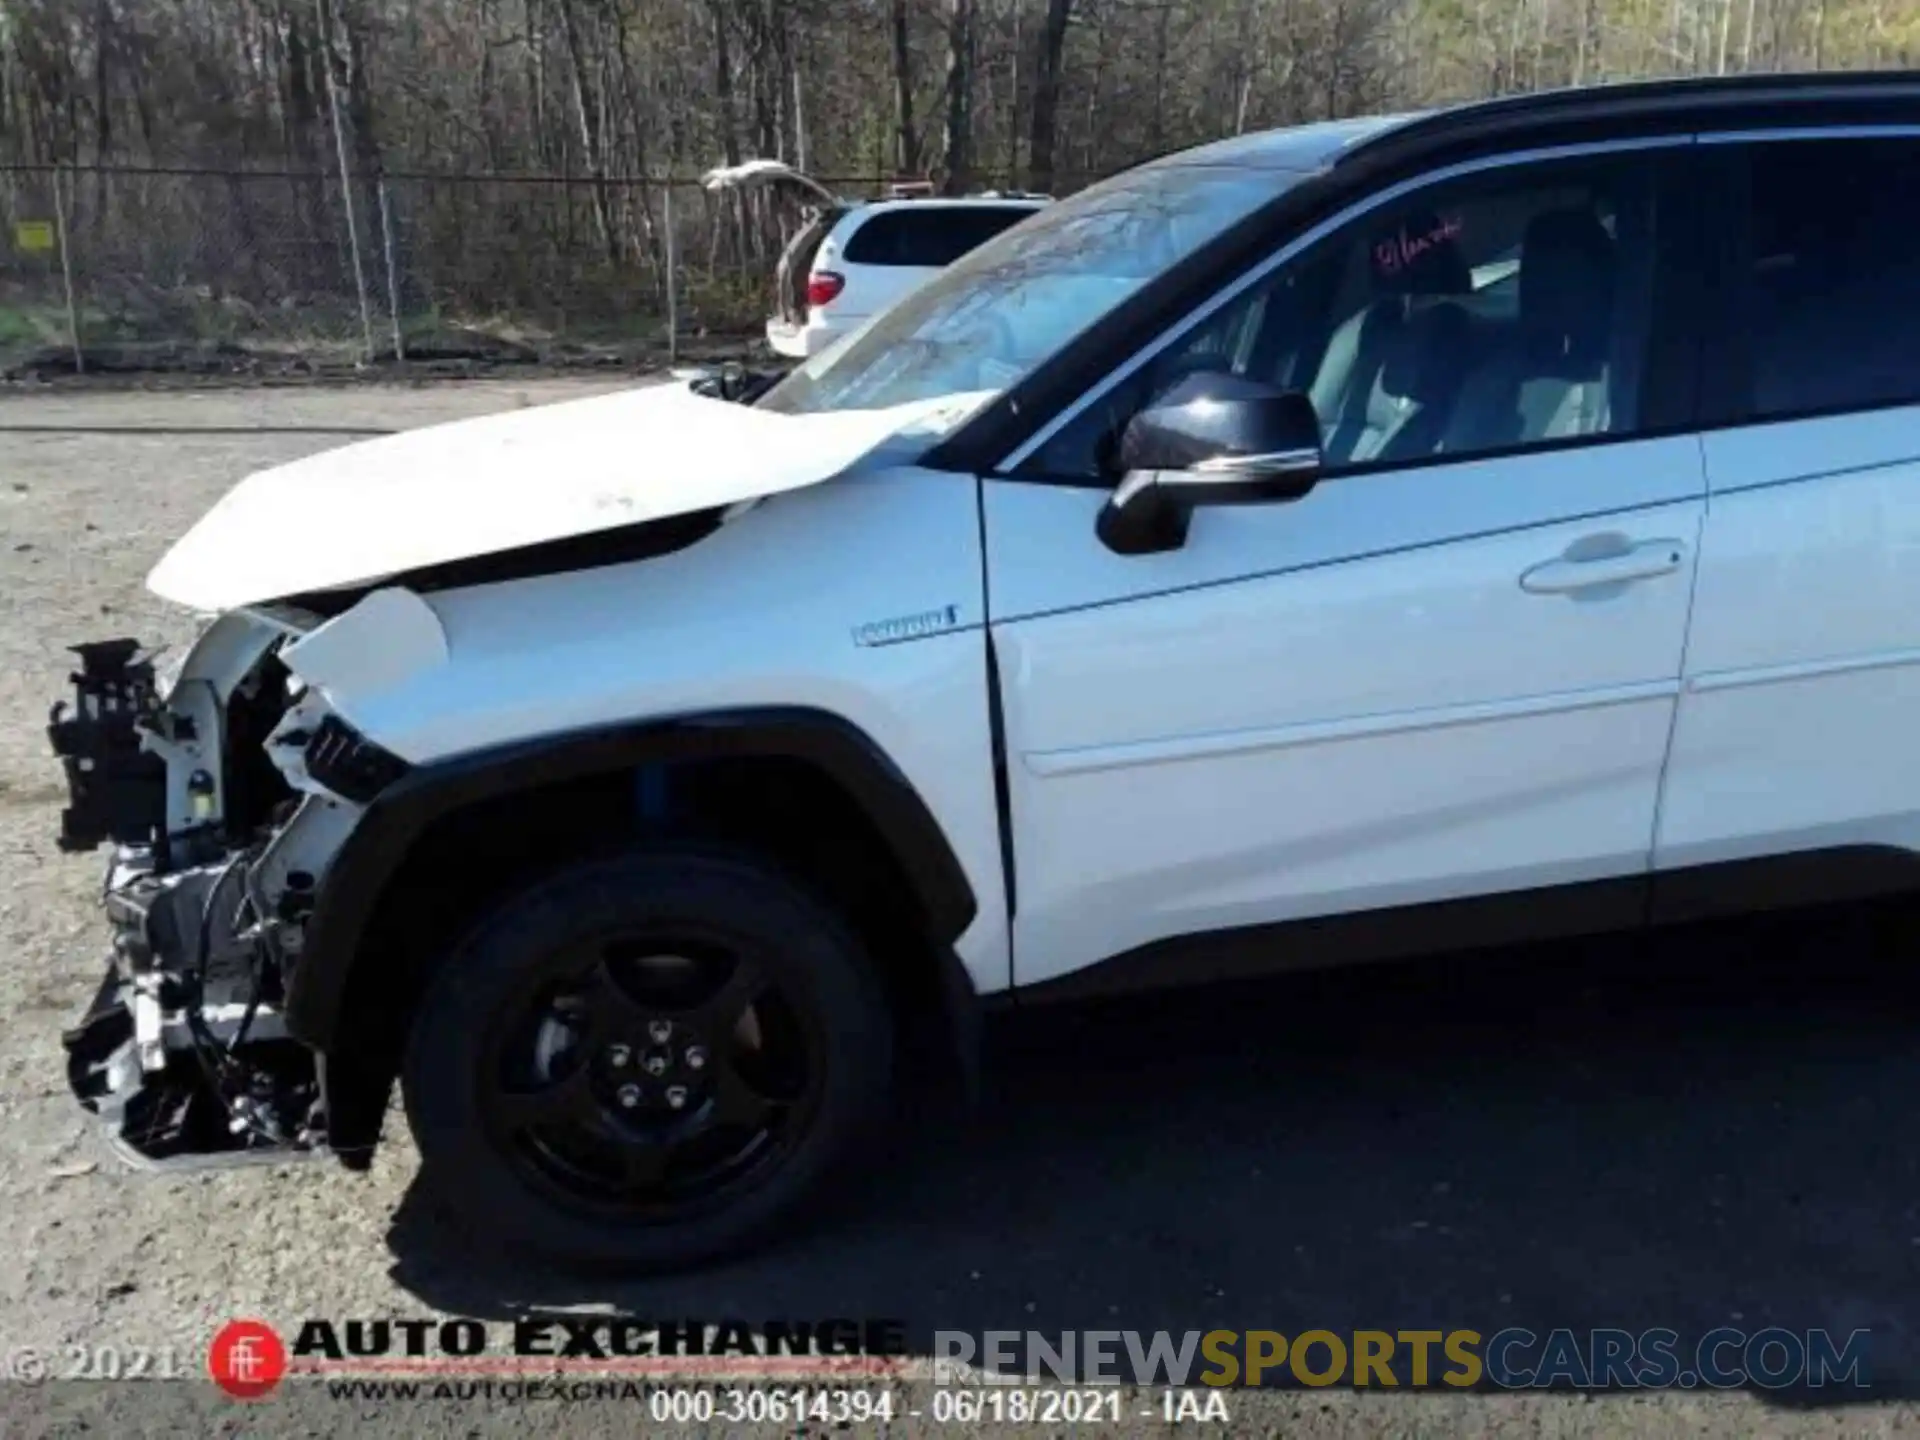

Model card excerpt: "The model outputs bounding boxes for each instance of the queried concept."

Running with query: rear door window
[842,206,1035,267]
[1727,136,1920,421]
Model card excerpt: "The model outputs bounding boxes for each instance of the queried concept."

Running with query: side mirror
[1097,372,1324,555]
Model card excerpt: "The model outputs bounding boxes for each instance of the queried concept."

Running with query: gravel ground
[1,381,1918,1436]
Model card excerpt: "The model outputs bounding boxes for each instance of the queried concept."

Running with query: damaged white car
[50,76,1920,1271]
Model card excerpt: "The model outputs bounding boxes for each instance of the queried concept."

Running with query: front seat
[1311,211,1474,465]
[1440,208,1617,454]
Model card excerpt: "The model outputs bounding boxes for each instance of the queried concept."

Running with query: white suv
[48,73,1920,1273]
[765,195,1046,358]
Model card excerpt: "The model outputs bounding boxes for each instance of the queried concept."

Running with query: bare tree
[942,0,976,192]
[1026,0,1072,192]
[890,0,921,174]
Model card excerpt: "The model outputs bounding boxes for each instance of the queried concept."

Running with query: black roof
[1352,70,1920,161]
[1161,70,1920,176]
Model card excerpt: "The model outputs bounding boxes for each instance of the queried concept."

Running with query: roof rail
[1338,69,1920,169]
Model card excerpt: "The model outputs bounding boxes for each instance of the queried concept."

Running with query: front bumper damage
[46,639,168,857]
[47,618,403,1170]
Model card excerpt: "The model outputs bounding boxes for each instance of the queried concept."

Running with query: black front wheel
[402,848,893,1272]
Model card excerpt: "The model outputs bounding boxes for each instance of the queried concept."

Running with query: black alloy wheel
[404,847,893,1271]
[479,929,819,1222]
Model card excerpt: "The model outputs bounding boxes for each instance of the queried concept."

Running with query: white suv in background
[766,195,1047,357]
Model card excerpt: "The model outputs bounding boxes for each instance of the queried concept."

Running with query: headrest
[1379,302,1471,403]
[1370,211,1472,296]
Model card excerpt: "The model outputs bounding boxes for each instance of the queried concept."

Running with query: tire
[401,846,893,1272]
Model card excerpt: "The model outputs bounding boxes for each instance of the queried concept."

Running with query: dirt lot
[2,381,1918,1435]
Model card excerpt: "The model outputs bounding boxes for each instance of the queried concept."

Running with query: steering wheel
[958,310,1020,383]
[1142,349,1240,400]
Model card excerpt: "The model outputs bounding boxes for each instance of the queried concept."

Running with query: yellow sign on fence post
[13,219,56,254]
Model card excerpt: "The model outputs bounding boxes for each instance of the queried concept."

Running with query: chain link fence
[0,164,960,380]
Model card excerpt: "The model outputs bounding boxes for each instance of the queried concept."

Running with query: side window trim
[997,133,1699,479]
[1697,122,1920,144]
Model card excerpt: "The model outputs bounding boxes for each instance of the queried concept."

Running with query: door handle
[1520,536,1686,595]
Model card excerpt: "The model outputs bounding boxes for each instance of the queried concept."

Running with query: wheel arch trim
[284,705,979,1054]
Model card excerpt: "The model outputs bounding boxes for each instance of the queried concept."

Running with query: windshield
[757,161,1301,420]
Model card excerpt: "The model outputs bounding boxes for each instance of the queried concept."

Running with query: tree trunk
[90,0,110,174]
[1231,0,1257,132]
[890,0,920,175]
[337,0,384,178]
[525,0,548,168]
[476,0,501,169]
[557,0,618,265]
[610,6,660,274]
[1082,7,1108,173]
[1576,0,1601,81]
[792,64,808,173]
[941,0,975,194]
[709,0,740,165]
[769,0,794,162]
[708,1,745,265]
[1149,1,1169,153]
[1505,0,1528,91]
[1025,0,1071,193]
[1327,0,1348,116]
[1006,0,1024,182]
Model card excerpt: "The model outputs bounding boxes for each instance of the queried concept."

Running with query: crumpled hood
[147,382,971,612]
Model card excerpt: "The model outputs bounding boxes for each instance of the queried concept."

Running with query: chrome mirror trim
[1191,447,1322,478]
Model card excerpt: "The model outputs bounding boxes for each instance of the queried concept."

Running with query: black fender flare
[284,707,980,1056]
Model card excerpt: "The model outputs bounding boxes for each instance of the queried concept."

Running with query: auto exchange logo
[205,1314,913,1398]
[209,1319,289,1399]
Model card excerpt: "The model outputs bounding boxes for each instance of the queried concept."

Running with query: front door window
[1023,154,1662,481]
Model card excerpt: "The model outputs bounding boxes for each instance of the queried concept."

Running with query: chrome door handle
[1520,537,1686,595]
